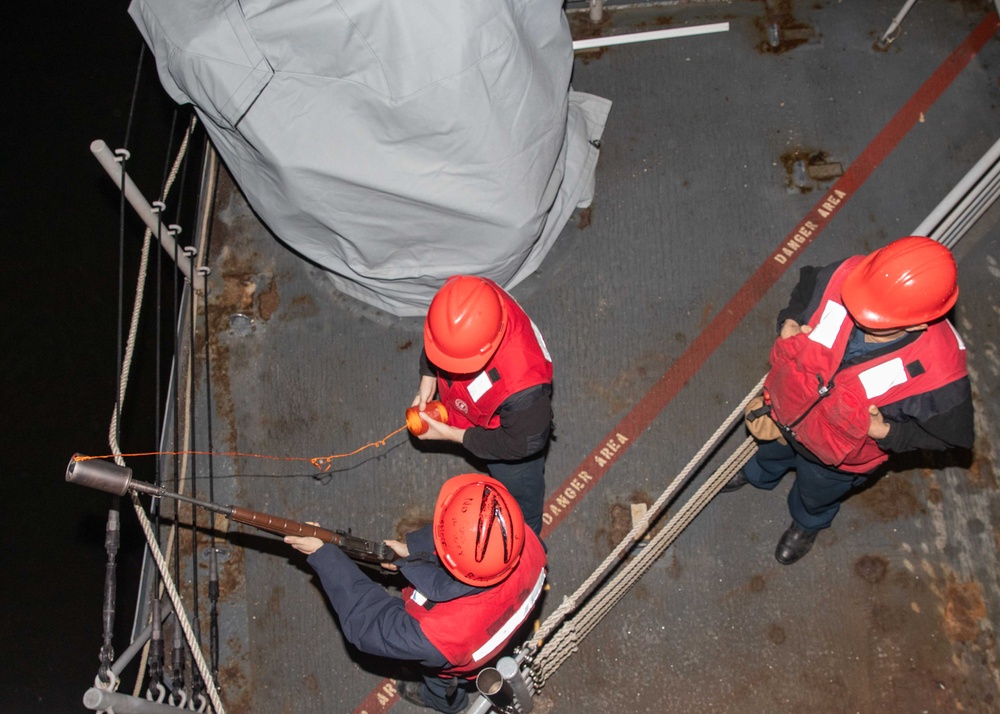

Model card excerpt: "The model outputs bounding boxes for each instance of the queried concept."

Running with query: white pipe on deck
[912,135,1000,244]
[572,22,729,51]
[589,0,604,24]
[90,139,205,291]
[83,687,182,713]
[877,0,919,48]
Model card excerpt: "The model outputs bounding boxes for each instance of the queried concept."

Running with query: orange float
[405,400,449,436]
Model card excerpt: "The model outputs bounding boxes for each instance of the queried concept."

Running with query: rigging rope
[138,104,178,704]
[203,284,222,685]
[519,378,764,690]
[101,111,226,713]
[186,229,207,711]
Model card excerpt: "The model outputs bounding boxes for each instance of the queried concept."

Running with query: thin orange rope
[73,424,410,471]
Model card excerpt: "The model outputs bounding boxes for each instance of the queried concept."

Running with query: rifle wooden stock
[227,506,397,564]
[228,506,335,540]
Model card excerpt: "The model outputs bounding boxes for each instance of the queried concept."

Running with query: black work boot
[774,522,819,565]
[720,469,749,493]
[395,680,430,709]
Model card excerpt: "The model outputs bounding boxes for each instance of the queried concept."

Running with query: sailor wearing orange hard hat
[723,236,974,565]
[410,275,554,536]
[286,475,547,712]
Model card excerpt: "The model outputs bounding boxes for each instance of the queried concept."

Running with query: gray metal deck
[160,2,1000,712]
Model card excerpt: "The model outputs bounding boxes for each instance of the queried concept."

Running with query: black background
[3,5,197,710]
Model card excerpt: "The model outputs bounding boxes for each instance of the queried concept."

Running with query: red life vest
[765,257,967,473]
[437,284,553,430]
[403,529,547,677]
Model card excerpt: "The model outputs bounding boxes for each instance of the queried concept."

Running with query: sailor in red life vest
[411,275,554,536]
[285,474,547,713]
[722,237,973,565]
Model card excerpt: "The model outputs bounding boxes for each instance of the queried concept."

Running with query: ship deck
[159,2,1000,712]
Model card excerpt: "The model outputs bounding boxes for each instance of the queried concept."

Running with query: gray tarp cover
[129,0,611,315]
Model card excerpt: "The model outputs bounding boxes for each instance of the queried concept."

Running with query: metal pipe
[497,656,534,713]
[83,687,182,713]
[934,166,1000,250]
[877,0,919,48]
[90,140,205,291]
[475,656,534,713]
[465,695,496,714]
[589,0,603,24]
[110,600,174,678]
[66,456,231,515]
[572,22,729,51]
[912,136,1000,240]
[476,666,515,710]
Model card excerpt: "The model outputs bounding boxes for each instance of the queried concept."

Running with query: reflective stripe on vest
[471,568,546,663]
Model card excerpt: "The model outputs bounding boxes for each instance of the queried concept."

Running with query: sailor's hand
[416,413,466,443]
[381,539,410,570]
[780,319,811,339]
[285,535,324,555]
[285,521,325,555]
[867,405,891,439]
[412,375,438,409]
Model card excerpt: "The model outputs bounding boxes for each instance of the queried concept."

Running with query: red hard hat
[433,474,525,587]
[841,236,958,329]
[424,276,508,374]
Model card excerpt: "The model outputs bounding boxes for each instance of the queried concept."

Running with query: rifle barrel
[66,456,396,563]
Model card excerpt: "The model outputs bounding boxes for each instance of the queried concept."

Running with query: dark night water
[4,6,193,711]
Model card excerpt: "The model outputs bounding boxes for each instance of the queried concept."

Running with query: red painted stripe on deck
[354,680,399,714]
[354,13,998,712]
[539,11,998,536]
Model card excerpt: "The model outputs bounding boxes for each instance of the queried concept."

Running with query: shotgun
[66,455,397,565]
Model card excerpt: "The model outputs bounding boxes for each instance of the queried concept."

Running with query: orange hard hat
[424,276,508,374]
[841,236,958,329]
[433,474,525,587]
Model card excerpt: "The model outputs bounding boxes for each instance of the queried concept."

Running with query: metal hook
[168,688,188,709]
[146,682,167,703]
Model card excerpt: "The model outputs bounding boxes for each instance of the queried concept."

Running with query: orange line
[73,425,409,472]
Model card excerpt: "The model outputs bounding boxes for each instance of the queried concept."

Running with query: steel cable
[99,111,224,711]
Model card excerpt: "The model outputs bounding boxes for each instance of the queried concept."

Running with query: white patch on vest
[530,320,553,363]
[471,568,547,663]
[808,300,848,349]
[858,358,908,399]
[467,371,494,402]
[410,590,428,607]
[946,320,966,350]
